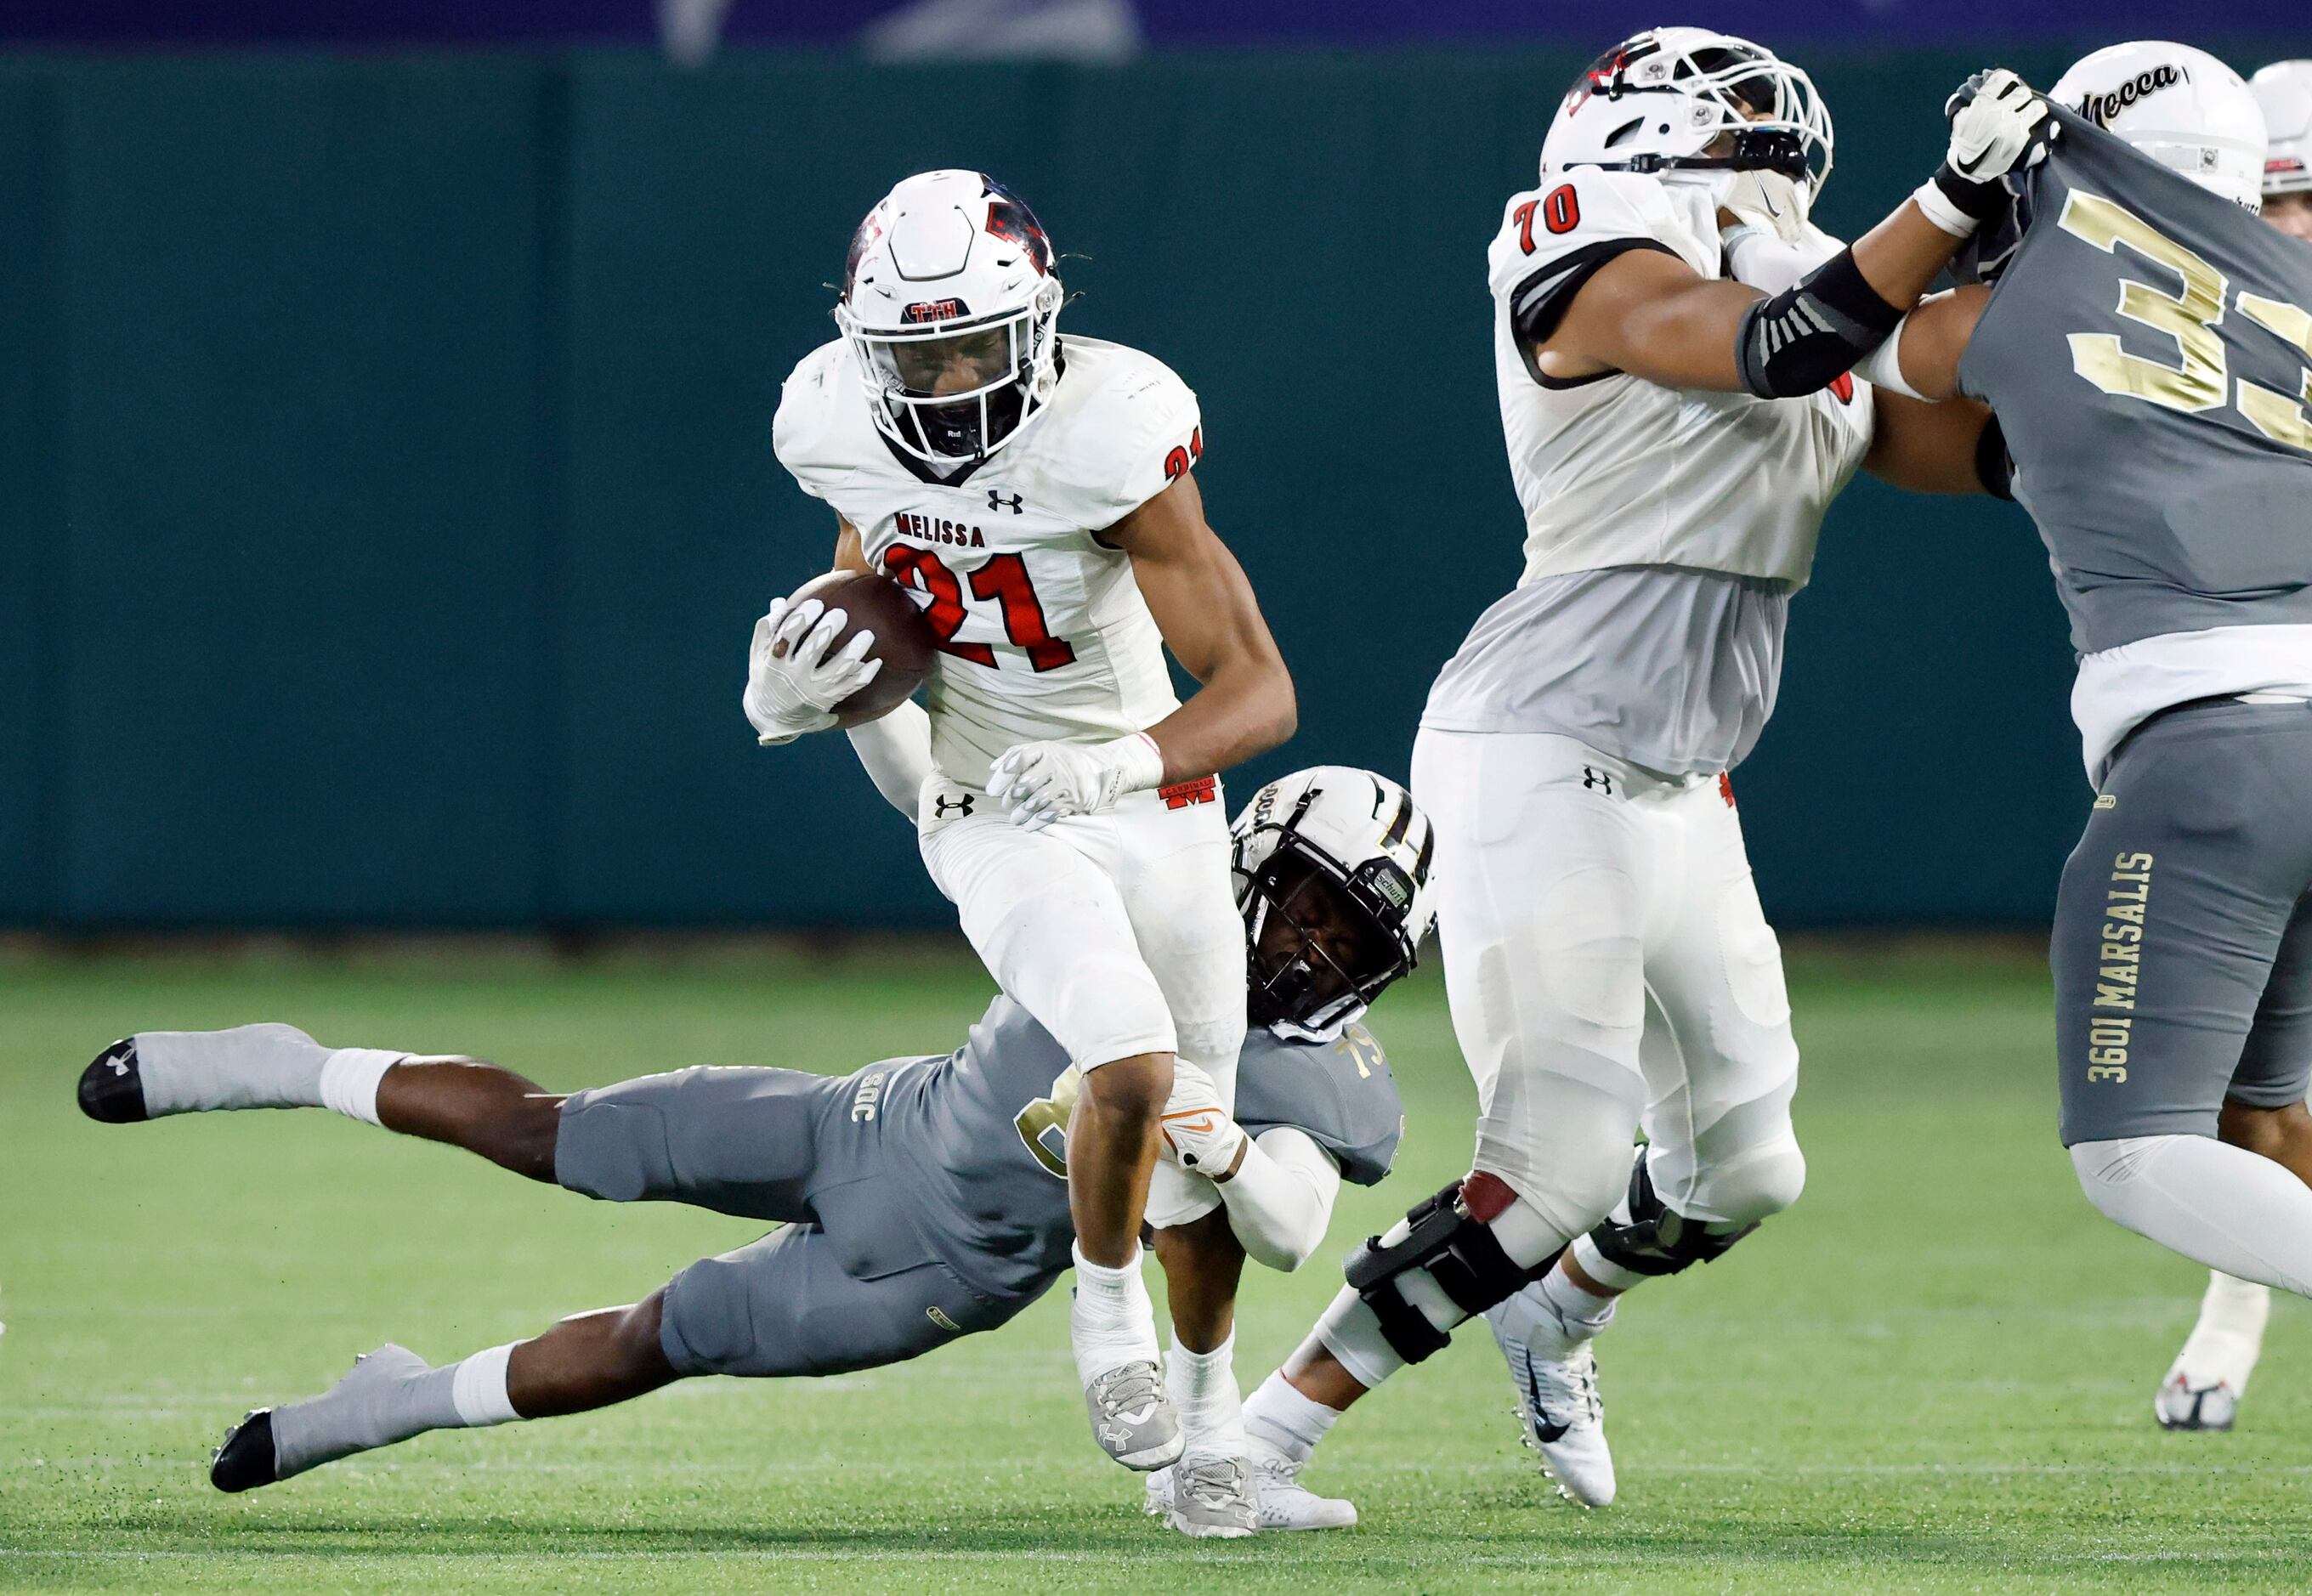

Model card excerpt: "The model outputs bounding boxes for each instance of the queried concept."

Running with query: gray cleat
[1156,1451,1258,1538]
[1083,1361,1185,1471]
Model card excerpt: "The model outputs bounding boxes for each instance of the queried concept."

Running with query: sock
[1070,1241,1159,1385]
[1242,1369,1340,1466]
[318,1048,405,1127]
[133,1023,334,1117]
[1538,1259,1620,1337]
[2175,1272,2273,1395]
[2072,1135,2312,1295]
[1168,1332,1245,1453]
[450,1342,524,1426]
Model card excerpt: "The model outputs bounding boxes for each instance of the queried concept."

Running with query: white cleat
[2156,1369,2240,1432]
[1147,1445,1358,1532]
[1487,1284,1616,1508]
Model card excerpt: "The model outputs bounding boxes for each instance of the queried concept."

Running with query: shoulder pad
[1028,339,1204,530]
[771,338,854,502]
[1488,171,1715,299]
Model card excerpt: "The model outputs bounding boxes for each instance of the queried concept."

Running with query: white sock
[1070,1241,1158,1384]
[2175,1271,2274,1394]
[2072,1135,2312,1295]
[319,1048,405,1128]
[1241,1369,1340,1466]
[1539,1259,1619,1335]
[449,1342,523,1427]
[1168,1332,1245,1452]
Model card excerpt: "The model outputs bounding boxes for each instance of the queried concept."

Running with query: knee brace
[1342,1174,1558,1366]
[1585,1153,1759,1279]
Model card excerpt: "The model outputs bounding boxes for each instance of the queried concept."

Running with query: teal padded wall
[9,44,2285,928]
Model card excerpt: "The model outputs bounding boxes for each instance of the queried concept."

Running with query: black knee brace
[1585,1155,1757,1278]
[1342,1177,1539,1366]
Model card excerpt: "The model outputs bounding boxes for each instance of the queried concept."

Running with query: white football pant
[919,774,1245,1229]
[1411,728,1807,1242]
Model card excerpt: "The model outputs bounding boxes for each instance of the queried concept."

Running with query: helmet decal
[983,181,1054,276]
[901,298,970,324]
[2074,61,2190,129]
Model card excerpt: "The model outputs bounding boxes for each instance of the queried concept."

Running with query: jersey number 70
[2059,190,2312,451]
[882,546,1078,672]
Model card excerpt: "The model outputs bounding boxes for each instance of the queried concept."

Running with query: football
[781,569,938,727]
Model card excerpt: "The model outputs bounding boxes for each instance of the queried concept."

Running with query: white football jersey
[774,335,1199,789]
[1489,168,1873,588]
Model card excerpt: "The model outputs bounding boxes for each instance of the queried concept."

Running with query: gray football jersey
[1961,108,2312,655]
[1421,566,1789,776]
[873,996,1405,1299]
[1232,1020,1404,1186]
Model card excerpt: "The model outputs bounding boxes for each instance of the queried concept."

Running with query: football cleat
[1082,1361,1186,1471]
[77,1039,150,1123]
[1155,1451,1257,1539]
[2156,1372,2240,1432]
[210,1409,280,1493]
[1487,1285,1617,1508]
[1147,1445,1358,1531]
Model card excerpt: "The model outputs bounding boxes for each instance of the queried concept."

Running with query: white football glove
[1158,1057,1249,1180]
[1916,68,2052,236]
[984,733,1164,832]
[1945,68,2050,184]
[1719,167,1810,245]
[743,595,882,746]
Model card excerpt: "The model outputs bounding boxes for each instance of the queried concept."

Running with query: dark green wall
[0,46,2247,929]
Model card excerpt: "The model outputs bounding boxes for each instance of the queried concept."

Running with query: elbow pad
[1733,247,1904,399]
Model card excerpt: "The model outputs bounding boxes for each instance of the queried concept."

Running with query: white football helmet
[2252,60,2312,198]
[2053,42,2266,210]
[1232,767,1437,1043]
[1540,28,1833,201]
[833,169,1065,465]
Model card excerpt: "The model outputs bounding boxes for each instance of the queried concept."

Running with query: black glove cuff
[1931,161,2009,222]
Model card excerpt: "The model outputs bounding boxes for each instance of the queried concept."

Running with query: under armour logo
[989,489,1023,514]
[1582,766,1614,795]
[109,1054,130,1076]
[933,793,975,818]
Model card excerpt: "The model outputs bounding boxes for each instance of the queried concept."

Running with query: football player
[76,766,1431,1539]
[1228,29,2048,1509]
[745,170,1295,1503]
[2150,54,2312,1434]
[1835,43,2312,1414]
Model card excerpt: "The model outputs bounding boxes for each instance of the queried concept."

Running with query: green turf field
[2,943,2306,1592]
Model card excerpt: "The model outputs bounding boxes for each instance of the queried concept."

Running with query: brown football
[779,569,938,727]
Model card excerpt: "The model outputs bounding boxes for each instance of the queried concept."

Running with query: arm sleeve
[844,700,933,823]
[1219,1126,1343,1274]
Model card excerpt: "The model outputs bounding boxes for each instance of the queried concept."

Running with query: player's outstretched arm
[1107,471,1298,782]
[1215,1127,1344,1274]
[1544,69,2047,399]
[1862,388,1998,496]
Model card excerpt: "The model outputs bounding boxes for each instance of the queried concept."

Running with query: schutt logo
[2076,63,2186,128]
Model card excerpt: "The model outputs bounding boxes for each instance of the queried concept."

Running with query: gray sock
[134,1023,331,1116]
[268,1345,463,1480]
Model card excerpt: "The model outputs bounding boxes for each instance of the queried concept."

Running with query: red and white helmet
[1541,28,1833,201]
[2054,43,2266,211]
[1233,767,1437,1042]
[2252,59,2312,199]
[833,169,1065,466]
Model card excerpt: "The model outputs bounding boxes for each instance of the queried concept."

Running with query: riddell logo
[2075,64,2186,128]
[901,298,968,324]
